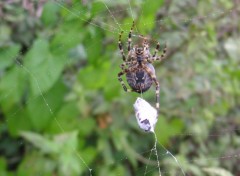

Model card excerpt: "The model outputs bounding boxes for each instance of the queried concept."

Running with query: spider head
[133,45,143,53]
[133,46,144,62]
[136,47,143,54]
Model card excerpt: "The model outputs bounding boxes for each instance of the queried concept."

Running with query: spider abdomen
[126,63,155,93]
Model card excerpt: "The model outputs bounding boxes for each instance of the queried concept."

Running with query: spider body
[126,63,155,93]
[117,21,167,113]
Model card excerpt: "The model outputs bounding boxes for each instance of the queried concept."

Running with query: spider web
[0,0,240,176]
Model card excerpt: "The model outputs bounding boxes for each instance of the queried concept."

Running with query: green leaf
[90,2,107,18]
[0,158,13,176]
[26,95,52,131]
[58,153,82,176]
[103,66,121,100]
[0,25,11,46]
[97,138,115,165]
[0,158,7,171]
[21,132,60,154]
[78,117,96,136]
[7,106,32,137]
[27,80,66,131]
[47,102,80,134]
[24,39,64,96]
[78,62,110,89]
[79,146,97,166]
[17,151,55,176]
[155,116,184,145]
[20,131,86,176]
[41,2,60,26]
[0,157,9,176]
[224,38,240,61]
[203,167,234,176]
[84,28,104,65]
[0,66,26,112]
[50,23,83,56]
[139,0,164,32]
[0,45,20,70]
[54,131,85,176]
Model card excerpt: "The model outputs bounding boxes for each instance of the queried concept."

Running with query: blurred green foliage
[0,0,240,176]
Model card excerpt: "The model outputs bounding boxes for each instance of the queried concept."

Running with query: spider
[117,21,167,113]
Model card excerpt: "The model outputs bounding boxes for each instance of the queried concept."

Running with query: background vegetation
[0,0,239,175]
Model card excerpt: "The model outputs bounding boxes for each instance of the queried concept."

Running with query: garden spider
[117,21,167,113]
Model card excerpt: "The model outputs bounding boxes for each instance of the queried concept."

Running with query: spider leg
[152,42,160,58]
[142,65,160,114]
[120,61,137,70]
[128,21,135,51]
[143,37,150,55]
[143,36,148,48]
[118,69,133,92]
[152,43,167,62]
[119,31,126,61]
